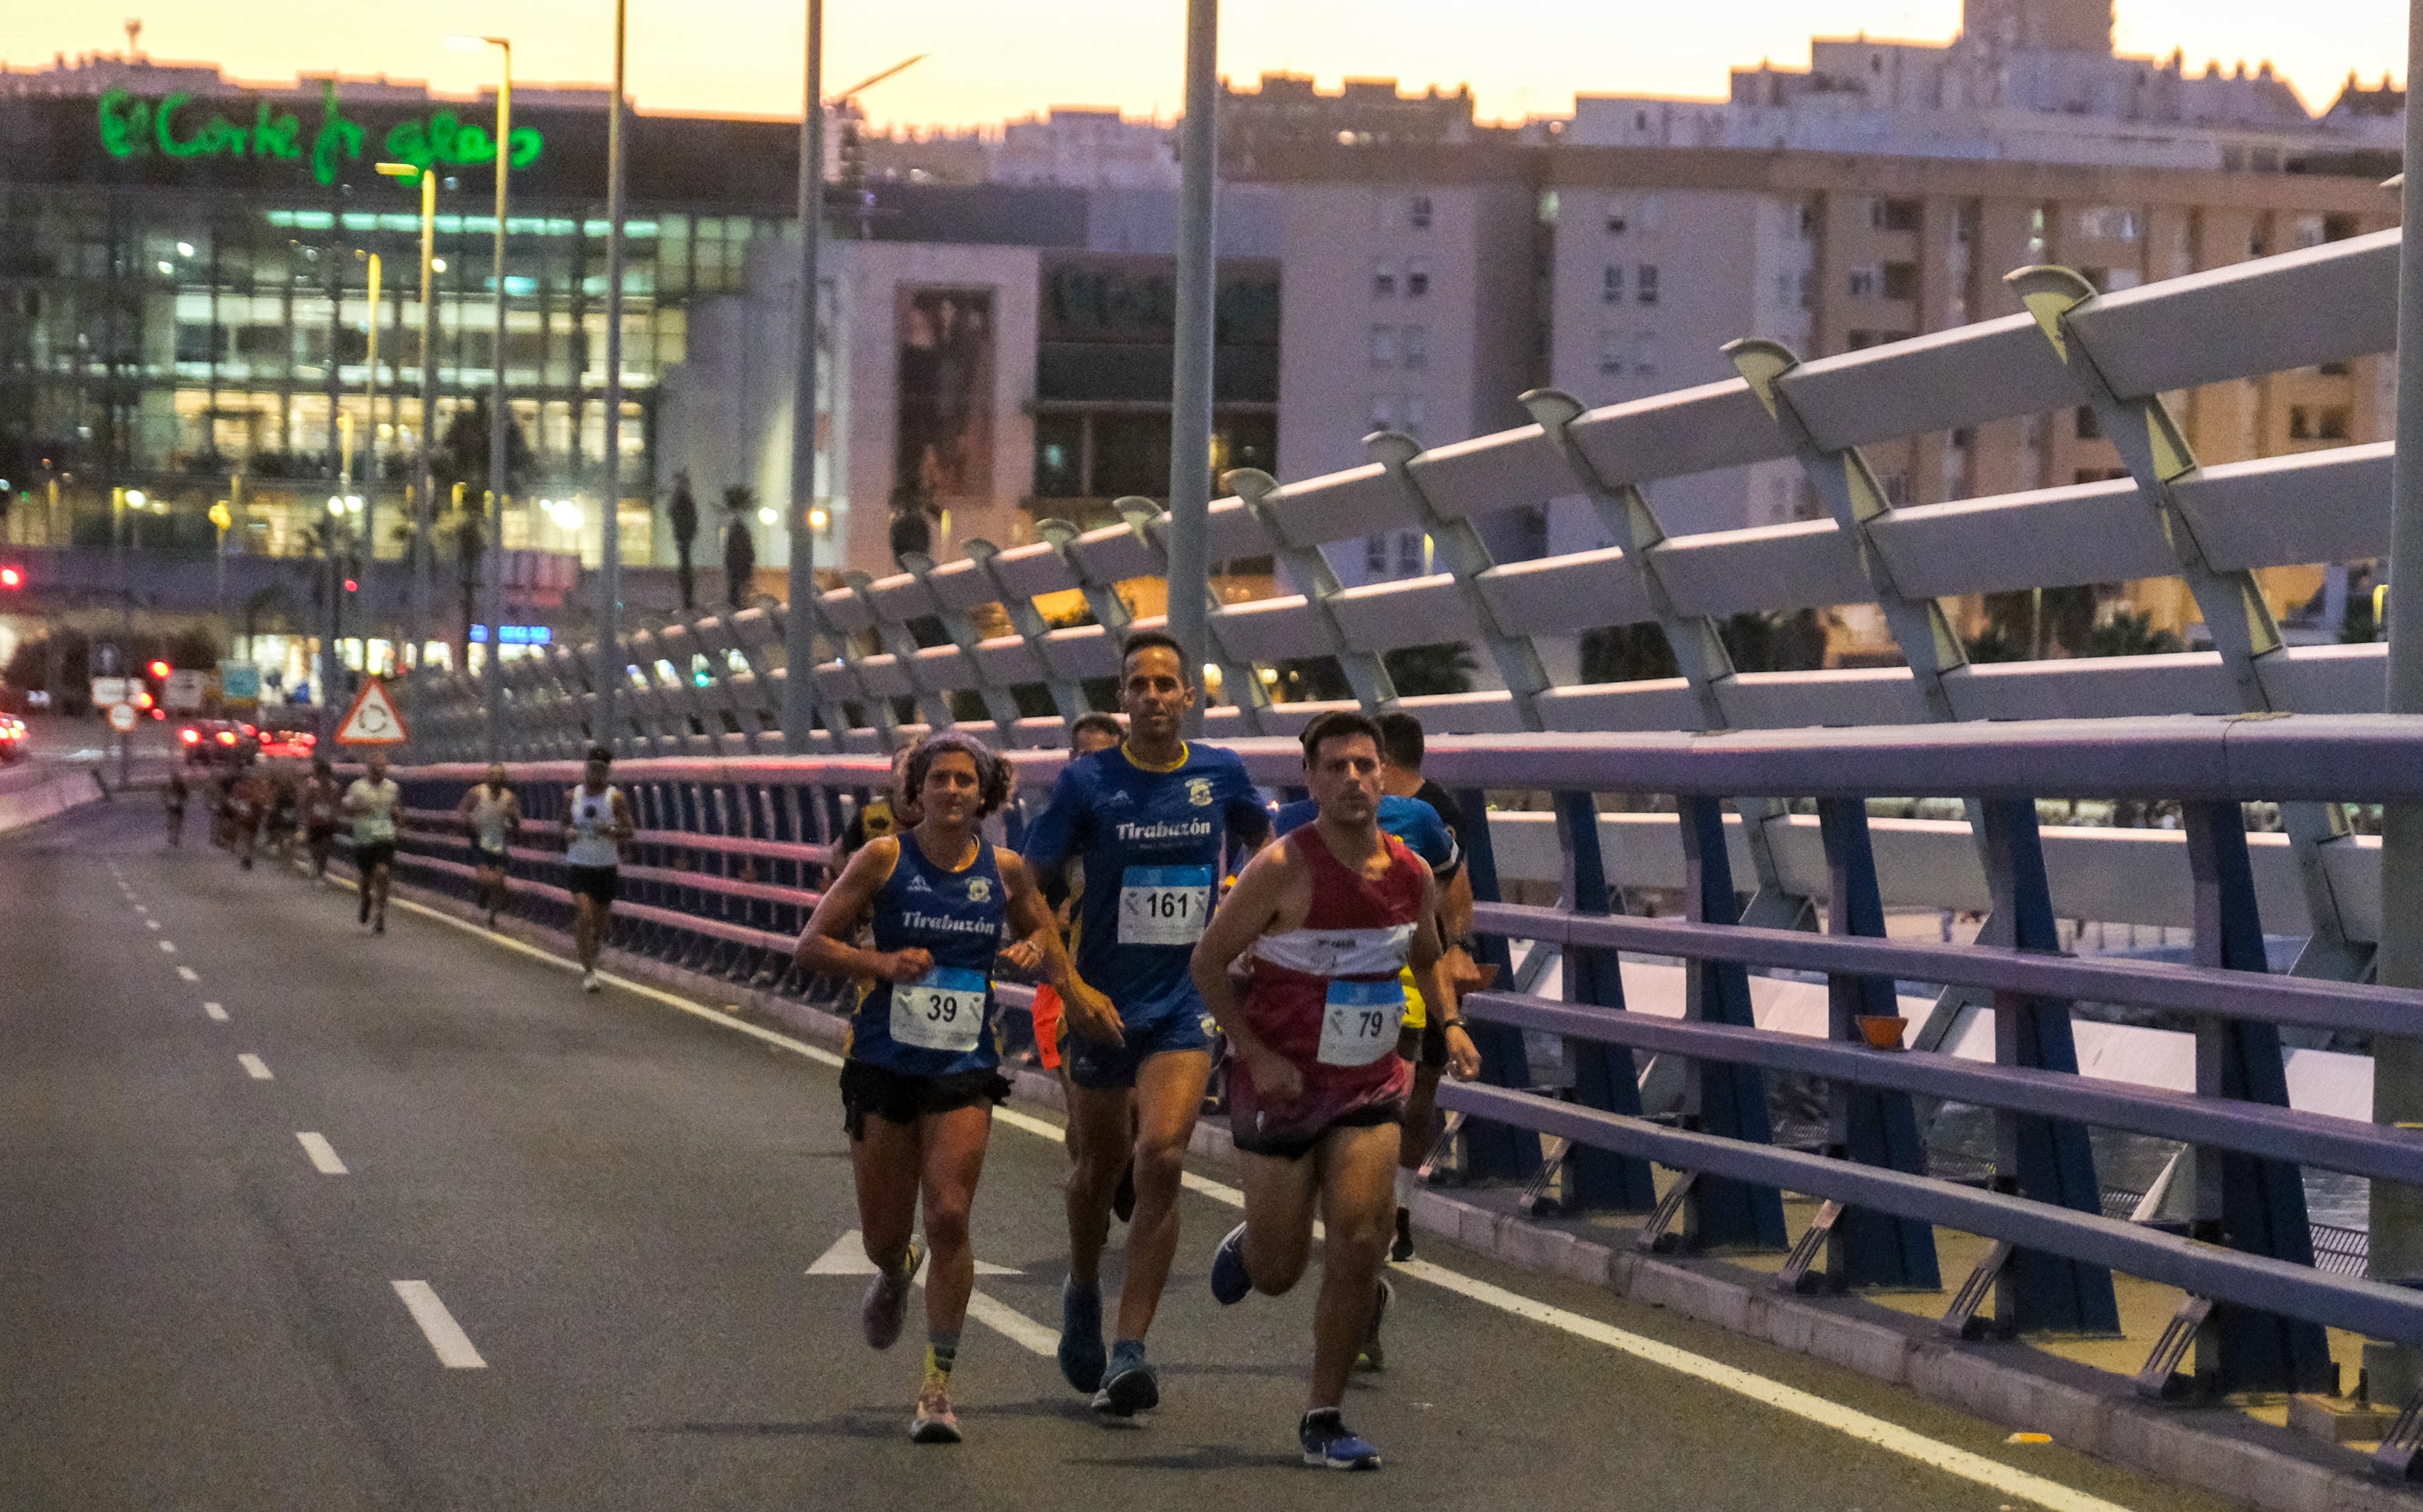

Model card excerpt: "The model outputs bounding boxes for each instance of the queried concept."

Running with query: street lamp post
[783,0,825,755]
[455,33,514,762]
[2371,0,2423,1410]
[359,250,382,674]
[1166,0,1219,735]
[377,160,439,699]
[598,0,629,750]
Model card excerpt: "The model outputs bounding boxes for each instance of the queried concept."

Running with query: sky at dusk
[4,3,2414,131]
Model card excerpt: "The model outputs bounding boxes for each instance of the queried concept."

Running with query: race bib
[1318,979,1405,1068]
[890,966,988,1053]
[1119,865,1213,946]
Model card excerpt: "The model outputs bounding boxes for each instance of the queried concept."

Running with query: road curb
[379,872,2416,1512]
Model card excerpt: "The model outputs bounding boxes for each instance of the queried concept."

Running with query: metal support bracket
[1940,1239,2017,1341]
[2134,1294,2220,1403]
[1225,468,1399,710]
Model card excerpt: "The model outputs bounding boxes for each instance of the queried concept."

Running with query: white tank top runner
[566,786,623,868]
[470,788,515,847]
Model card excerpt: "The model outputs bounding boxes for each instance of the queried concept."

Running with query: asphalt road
[0,801,2244,1512]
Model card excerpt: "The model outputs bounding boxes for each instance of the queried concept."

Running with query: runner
[226,760,267,871]
[791,731,1083,1444]
[1373,709,1487,1263]
[1191,709,1470,1472]
[1268,717,1482,1286]
[562,745,634,992]
[299,758,344,883]
[456,763,523,927]
[343,751,403,932]
[266,770,299,868]
[1022,630,1269,1415]
[162,768,189,848]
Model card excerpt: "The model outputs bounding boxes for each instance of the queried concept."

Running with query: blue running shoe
[1058,1278,1105,1394]
[1092,1338,1160,1416]
[1299,1409,1381,1471]
[1209,1221,1252,1306]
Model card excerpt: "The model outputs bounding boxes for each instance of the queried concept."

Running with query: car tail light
[180,728,201,744]
[217,731,238,745]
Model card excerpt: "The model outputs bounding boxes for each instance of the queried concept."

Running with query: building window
[1372,261,1397,297]
[1396,529,1425,576]
[1403,395,1426,438]
[1366,533,1389,574]
[2320,407,2351,441]
[1602,264,1624,303]
[2075,404,2102,440]
[1881,262,1919,299]
[2079,206,2145,242]
[1606,202,1630,235]
[1409,194,1433,229]
[2288,406,2311,440]
[1400,324,1428,371]
[1873,198,1922,232]
[1369,394,1397,433]
[2326,213,2359,242]
[1598,331,1625,375]
[1637,264,1659,305]
[1847,265,1880,299]
[1632,332,1659,376]
[2294,215,2328,250]
[1405,261,1431,298]
[1368,324,1397,368]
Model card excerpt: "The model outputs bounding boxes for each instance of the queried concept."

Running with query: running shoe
[581,971,601,994]
[1356,1277,1392,1372]
[1209,1221,1252,1306]
[373,913,385,935]
[1391,1206,1416,1263]
[860,1239,924,1350]
[909,1377,961,1444]
[357,891,371,924]
[486,906,499,929]
[1092,1339,1159,1416]
[1299,1409,1381,1471]
[1057,1278,1105,1393]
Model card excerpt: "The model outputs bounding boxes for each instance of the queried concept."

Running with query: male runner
[162,768,189,848]
[456,763,523,927]
[1373,709,1487,1262]
[343,751,402,932]
[300,758,344,882]
[562,745,634,992]
[1192,710,1469,1471]
[1022,630,1267,1415]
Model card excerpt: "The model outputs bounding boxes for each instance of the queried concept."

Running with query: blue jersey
[1023,742,1269,1026]
[1272,794,1460,878]
[847,835,1009,1078]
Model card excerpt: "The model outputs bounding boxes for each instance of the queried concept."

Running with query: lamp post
[357,250,383,670]
[783,0,825,755]
[598,0,629,750]
[1165,0,1219,735]
[377,159,439,697]
[453,32,513,761]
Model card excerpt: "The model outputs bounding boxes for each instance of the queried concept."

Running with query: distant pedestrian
[300,758,343,883]
[162,768,189,848]
[562,745,634,992]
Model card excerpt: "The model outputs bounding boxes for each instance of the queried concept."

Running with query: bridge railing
[373,712,2423,1407]
[399,228,2401,767]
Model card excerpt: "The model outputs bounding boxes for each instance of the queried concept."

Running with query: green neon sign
[99,83,542,187]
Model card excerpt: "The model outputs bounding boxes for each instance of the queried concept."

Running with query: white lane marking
[807,1230,1018,1275]
[960,1290,1059,1357]
[296,1133,349,1174]
[391,889,2132,1510]
[144,918,161,930]
[203,1002,229,1021]
[157,939,176,953]
[238,1053,273,1080]
[176,966,199,983]
[391,1281,488,1368]
[1397,1260,2132,1512]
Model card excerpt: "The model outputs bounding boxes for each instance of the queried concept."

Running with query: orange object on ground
[1030,983,1064,1069]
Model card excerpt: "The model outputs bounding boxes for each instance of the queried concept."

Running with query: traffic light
[0,565,21,589]
[148,659,171,680]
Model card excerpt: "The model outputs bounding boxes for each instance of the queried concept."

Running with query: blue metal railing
[364,713,2423,1404]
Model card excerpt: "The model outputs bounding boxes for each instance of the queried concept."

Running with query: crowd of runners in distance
[164,631,1483,1468]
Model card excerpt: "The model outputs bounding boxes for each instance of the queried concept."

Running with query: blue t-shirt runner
[1022,739,1269,1087]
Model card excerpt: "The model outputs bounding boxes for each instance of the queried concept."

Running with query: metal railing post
[1543,789,1657,1213]
[1452,784,1541,1183]
[1673,794,1788,1251]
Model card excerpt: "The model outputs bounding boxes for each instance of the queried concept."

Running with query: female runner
[793,731,1081,1443]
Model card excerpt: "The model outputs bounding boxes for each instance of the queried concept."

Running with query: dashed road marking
[144,918,161,930]
[175,966,199,983]
[157,939,176,953]
[203,1002,229,1021]
[391,1281,487,1368]
[296,1133,349,1174]
[238,1053,273,1080]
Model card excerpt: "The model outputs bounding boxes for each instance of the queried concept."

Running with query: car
[178,719,258,765]
[0,715,26,762]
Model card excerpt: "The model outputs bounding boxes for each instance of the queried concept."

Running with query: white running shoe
[581,971,601,993]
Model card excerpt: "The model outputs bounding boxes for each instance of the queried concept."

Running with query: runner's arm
[609,789,636,843]
[791,839,928,984]
[1191,839,1301,1099]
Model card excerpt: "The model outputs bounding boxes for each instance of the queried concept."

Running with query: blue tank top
[848,833,1009,1078]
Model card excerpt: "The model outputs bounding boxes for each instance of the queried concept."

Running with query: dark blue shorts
[1063,1003,1217,1091]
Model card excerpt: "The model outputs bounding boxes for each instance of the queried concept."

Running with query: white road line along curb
[392,1281,487,1368]
[384,886,2136,1512]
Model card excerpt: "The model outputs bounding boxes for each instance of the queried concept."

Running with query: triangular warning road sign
[333,676,410,746]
